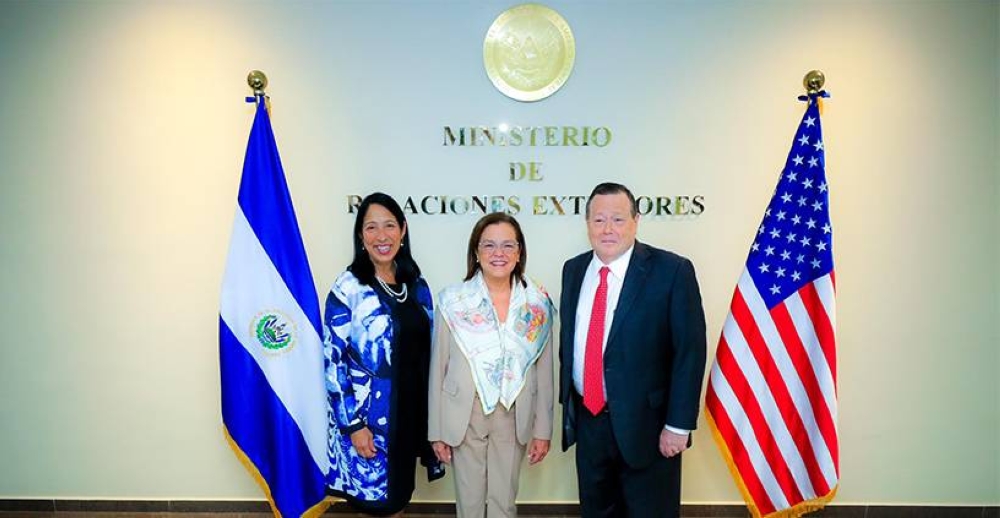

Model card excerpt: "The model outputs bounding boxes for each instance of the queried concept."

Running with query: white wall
[0,0,997,505]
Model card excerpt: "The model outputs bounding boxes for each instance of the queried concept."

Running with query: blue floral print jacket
[322,270,443,502]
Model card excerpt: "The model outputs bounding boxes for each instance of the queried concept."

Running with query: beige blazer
[428,311,554,447]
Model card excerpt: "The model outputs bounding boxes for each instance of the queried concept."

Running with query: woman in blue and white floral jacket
[324,192,444,516]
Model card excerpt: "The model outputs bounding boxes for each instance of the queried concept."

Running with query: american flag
[706,95,838,518]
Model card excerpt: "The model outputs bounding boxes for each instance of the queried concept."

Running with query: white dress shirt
[573,246,633,397]
[572,245,689,435]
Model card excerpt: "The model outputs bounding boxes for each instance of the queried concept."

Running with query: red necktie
[583,266,610,416]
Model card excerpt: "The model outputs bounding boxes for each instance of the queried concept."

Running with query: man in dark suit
[560,182,707,517]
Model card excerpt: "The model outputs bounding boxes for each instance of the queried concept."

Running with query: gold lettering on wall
[443,126,612,147]
[347,195,705,217]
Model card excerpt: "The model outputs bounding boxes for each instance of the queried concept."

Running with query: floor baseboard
[0,500,996,517]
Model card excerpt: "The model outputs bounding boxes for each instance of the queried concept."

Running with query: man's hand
[350,427,376,459]
[527,439,550,465]
[659,429,688,458]
[431,441,452,464]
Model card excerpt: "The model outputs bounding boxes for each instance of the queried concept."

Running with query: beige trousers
[451,398,526,518]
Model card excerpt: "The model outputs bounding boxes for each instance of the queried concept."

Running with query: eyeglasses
[478,240,519,255]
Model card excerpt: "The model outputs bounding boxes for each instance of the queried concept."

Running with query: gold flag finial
[803,70,826,111]
[247,70,268,97]
[803,70,825,95]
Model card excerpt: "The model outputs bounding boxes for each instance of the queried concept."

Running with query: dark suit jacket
[559,241,707,469]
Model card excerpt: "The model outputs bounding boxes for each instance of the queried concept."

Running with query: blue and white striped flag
[220,96,330,518]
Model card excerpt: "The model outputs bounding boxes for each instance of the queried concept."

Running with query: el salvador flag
[219,96,330,517]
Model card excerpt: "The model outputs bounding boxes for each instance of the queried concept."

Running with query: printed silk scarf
[438,273,554,414]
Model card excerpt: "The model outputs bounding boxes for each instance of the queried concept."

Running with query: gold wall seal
[483,4,575,102]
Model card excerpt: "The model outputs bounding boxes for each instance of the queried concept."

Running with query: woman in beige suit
[428,212,555,518]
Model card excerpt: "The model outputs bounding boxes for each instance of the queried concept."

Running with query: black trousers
[574,395,682,518]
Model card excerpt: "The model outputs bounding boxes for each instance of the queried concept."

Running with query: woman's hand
[527,438,550,465]
[432,441,452,464]
[350,427,376,459]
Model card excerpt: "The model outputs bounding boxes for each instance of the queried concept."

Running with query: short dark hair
[348,192,421,287]
[464,212,527,288]
[585,182,638,218]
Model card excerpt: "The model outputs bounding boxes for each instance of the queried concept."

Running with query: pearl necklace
[376,275,408,303]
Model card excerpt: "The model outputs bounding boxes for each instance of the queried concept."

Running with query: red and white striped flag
[706,94,838,518]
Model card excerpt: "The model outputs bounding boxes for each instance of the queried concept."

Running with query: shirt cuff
[663,424,690,435]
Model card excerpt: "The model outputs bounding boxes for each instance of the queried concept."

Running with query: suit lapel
[562,255,588,338]
[606,242,650,347]
[559,254,588,408]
